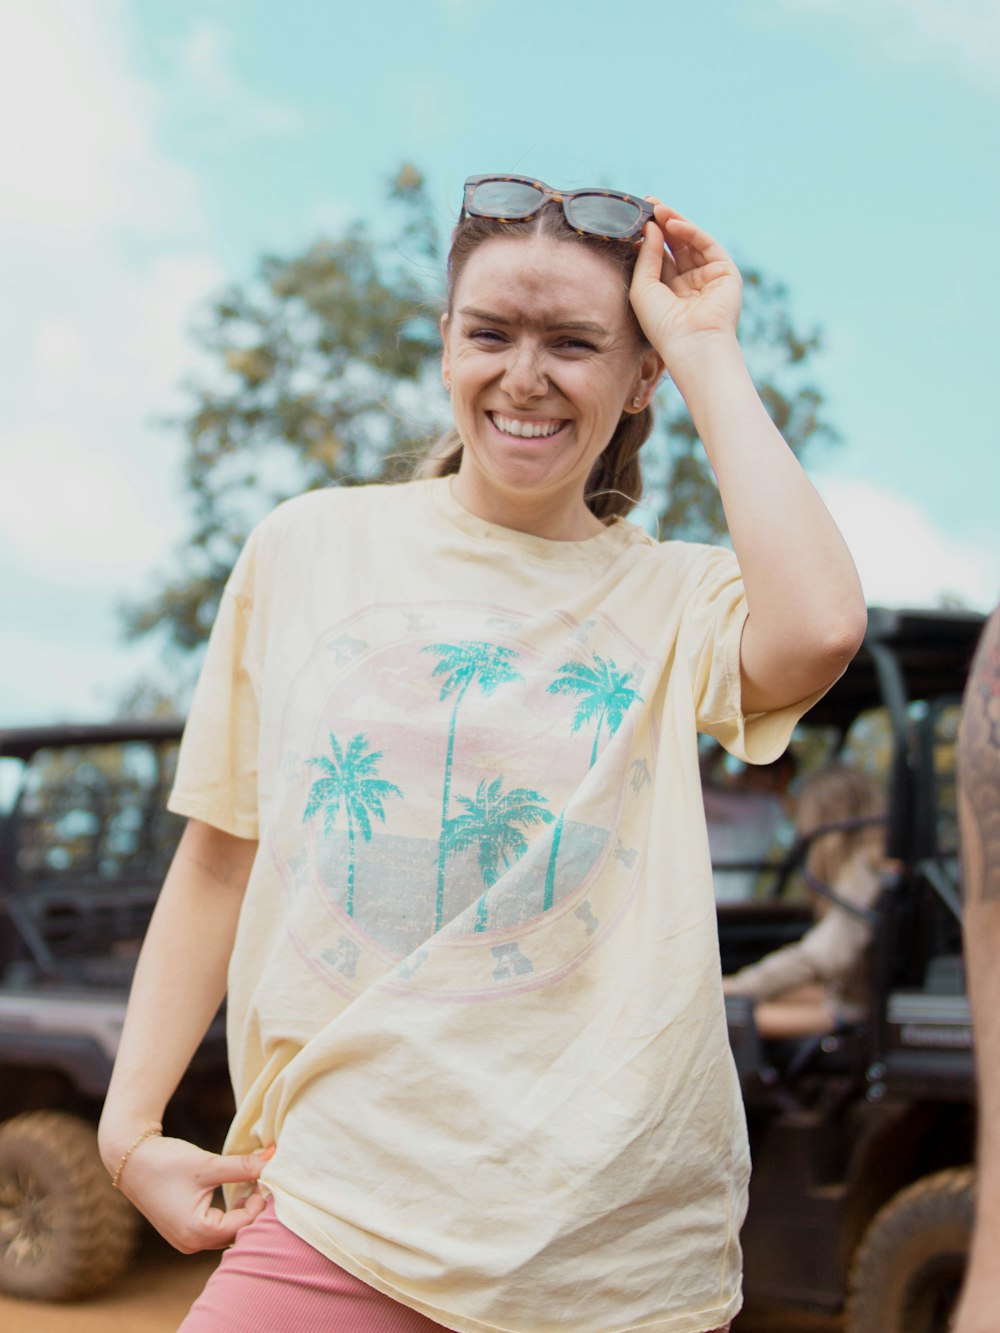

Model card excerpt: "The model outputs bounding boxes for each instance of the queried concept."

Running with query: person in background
[723,763,883,1038]
[953,606,1000,1333]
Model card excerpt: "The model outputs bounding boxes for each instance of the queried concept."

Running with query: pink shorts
[179,1198,450,1331]
[179,1196,731,1332]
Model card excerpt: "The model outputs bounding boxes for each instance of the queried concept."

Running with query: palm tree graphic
[442,777,553,932]
[303,732,403,917]
[423,641,524,928]
[543,654,643,909]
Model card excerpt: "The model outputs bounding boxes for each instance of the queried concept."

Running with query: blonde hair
[415,204,655,523]
[796,763,884,899]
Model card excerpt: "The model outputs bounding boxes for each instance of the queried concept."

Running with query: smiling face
[441,234,660,539]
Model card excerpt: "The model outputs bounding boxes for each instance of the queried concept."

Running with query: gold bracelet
[110,1126,163,1190]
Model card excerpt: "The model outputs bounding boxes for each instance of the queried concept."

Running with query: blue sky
[2,0,998,723]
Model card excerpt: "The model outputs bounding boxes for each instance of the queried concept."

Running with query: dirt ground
[0,1233,843,1332]
[0,1234,216,1332]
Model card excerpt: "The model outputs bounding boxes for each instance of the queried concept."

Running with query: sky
[1,0,998,725]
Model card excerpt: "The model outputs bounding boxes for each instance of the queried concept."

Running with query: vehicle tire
[0,1110,140,1300]
[845,1166,974,1333]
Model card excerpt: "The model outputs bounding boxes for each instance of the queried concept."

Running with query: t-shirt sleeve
[681,547,834,765]
[167,537,261,840]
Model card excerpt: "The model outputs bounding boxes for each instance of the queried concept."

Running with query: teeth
[491,413,564,439]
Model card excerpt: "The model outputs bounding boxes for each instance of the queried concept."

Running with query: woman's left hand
[629,203,743,363]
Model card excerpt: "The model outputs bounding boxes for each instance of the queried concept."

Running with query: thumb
[631,220,666,291]
[200,1150,268,1188]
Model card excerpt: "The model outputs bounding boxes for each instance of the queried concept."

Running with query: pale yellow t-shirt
[170,477,817,1333]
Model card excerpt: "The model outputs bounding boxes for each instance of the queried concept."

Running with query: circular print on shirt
[267,598,658,1001]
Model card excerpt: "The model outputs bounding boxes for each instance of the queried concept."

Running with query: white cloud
[0,425,170,577]
[36,319,85,385]
[776,0,1000,92]
[816,474,1000,611]
[118,252,223,397]
[21,250,220,407]
[180,17,238,98]
[400,78,457,140]
[0,1,221,723]
[177,18,308,139]
[0,1,200,238]
[433,0,490,24]
[311,199,357,236]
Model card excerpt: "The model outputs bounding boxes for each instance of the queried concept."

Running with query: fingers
[208,1186,269,1236]
[198,1149,270,1189]
[660,210,734,269]
[632,220,670,287]
[644,198,734,272]
[177,1189,268,1253]
[113,1135,276,1256]
[643,222,697,282]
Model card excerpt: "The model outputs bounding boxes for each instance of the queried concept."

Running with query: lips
[488,412,567,439]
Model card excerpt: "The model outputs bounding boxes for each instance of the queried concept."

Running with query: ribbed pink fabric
[179,1198,452,1331]
[178,1197,732,1332]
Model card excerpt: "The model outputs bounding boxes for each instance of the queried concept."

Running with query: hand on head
[628,201,743,360]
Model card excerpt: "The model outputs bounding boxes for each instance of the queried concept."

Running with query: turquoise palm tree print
[303,732,403,917]
[423,641,524,929]
[543,654,643,909]
[442,777,553,932]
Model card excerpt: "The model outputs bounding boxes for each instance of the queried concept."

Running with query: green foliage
[125,163,837,665]
[423,639,526,929]
[547,654,643,768]
[304,732,403,841]
[303,731,403,916]
[14,740,182,885]
[443,776,554,889]
[424,640,525,703]
[442,775,553,930]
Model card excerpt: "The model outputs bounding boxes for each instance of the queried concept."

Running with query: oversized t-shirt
[169,476,819,1333]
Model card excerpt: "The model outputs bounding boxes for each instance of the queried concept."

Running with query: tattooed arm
[953,606,1000,1333]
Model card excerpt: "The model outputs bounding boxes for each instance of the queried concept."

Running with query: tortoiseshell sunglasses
[462,174,655,242]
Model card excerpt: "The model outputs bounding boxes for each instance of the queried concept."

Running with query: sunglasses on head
[462,174,654,242]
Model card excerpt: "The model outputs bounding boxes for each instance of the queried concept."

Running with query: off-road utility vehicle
[0,606,987,1319]
[0,719,232,1301]
[720,606,985,1333]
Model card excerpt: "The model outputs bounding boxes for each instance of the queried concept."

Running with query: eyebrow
[457,306,609,336]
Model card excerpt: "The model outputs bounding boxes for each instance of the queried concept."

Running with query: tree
[302,731,403,916]
[547,655,643,768]
[125,165,836,669]
[543,654,643,907]
[124,167,445,660]
[422,640,525,928]
[441,776,553,932]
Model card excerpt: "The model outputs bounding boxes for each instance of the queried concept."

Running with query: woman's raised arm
[630,204,867,713]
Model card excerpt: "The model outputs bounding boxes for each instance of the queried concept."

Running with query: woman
[723,764,885,1038]
[99,175,866,1333]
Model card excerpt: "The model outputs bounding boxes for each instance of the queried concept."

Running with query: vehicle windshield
[8,739,183,889]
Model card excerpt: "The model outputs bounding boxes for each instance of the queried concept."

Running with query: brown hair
[415,204,655,523]
[796,763,884,903]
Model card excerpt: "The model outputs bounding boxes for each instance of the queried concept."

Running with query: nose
[499,341,548,404]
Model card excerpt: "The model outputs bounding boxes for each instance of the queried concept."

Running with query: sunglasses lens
[470,179,545,218]
[565,195,643,238]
